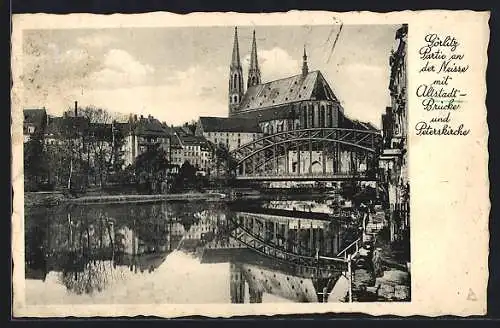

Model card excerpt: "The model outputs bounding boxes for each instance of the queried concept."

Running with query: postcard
[11,10,490,317]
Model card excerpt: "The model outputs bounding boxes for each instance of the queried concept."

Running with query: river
[24,196,362,304]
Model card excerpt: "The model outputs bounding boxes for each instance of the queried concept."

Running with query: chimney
[74,101,78,117]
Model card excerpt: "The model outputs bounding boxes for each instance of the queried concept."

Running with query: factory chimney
[74,101,78,117]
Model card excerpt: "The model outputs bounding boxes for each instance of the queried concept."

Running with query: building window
[308,107,314,128]
[320,105,326,127]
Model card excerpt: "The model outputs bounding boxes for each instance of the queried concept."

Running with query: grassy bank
[24,192,68,207]
[24,190,227,207]
[68,192,226,205]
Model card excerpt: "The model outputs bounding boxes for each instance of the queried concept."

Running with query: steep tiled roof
[45,116,89,138]
[198,116,261,133]
[133,117,169,137]
[23,108,47,134]
[340,112,379,131]
[237,71,339,112]
[89,123,113,140]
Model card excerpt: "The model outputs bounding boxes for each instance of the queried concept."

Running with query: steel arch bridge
[229,128,382,180]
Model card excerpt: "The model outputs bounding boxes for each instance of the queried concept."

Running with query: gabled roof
[23,108,47,134]
[133,117,169,137]
[24,108,47,124]
[179,135,210,147]
[45,115,90,138]
[237,70,339,112]
[198,116,261,133]
[340,112,379,131]
[89,123,113,141]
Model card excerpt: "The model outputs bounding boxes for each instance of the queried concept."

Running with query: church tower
[229,27,244,115]
[247,30,261,88]
[302,45,309,77]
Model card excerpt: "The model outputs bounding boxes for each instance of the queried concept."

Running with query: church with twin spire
[227,26,363,136]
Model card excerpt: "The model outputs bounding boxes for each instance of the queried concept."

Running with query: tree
[183,120,197,135]
[24,132,49,191]
[64,105,126,188]
[134,144,170,194]
[213,143,238,186]
[109,124,126,173]
[78,106,113,187]
[177,160,197,189]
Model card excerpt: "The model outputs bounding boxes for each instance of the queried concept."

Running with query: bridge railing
[237,172,366,177]
[336,238,362,261]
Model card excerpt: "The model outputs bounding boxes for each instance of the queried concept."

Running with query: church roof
[198,116,261,133]
[340,112,379,131]
[237,70,339,112]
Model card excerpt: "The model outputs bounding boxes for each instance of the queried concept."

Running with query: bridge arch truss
[229,128,382,179]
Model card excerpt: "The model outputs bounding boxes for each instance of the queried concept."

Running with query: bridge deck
[235,174,377,181]
[230,207,355,222]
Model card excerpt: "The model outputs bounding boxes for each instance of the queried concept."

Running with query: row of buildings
[24,26,394,185]
[23,104,262,176]
[379,24,409,243]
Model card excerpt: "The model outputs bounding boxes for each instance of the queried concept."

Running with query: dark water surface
[25,198,360,304]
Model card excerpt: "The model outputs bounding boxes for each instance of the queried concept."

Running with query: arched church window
[252,76,256,85]
[320,105,325,127]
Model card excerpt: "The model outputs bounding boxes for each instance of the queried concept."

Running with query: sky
[21,25,401,127]
[25,251,292,305]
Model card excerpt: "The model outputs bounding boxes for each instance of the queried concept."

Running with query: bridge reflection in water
[200,199,361,303]
[25,198,360,303]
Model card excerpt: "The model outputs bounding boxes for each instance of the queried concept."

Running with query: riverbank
[352,211,411,302]
[24,191,227,207]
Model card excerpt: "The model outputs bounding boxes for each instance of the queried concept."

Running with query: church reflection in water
[25,197,359,302]
[201,204,359,303]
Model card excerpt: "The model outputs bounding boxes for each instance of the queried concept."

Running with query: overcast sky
[21,25,401,127]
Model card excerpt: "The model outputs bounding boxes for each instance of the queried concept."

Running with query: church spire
[247,30,261,88]
[302,45,309,77]
[228,27,244,116]
[231,27,242,68]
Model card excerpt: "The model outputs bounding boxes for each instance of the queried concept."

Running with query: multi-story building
[196,116,263,152]
[23,108,48,143]
[123,114,171,167]
[227,27,364,135]
[379,24,409,243]
[199,27,378,175]
[169,126,214,174]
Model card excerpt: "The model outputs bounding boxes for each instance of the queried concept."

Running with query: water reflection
[25,198,360,304]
